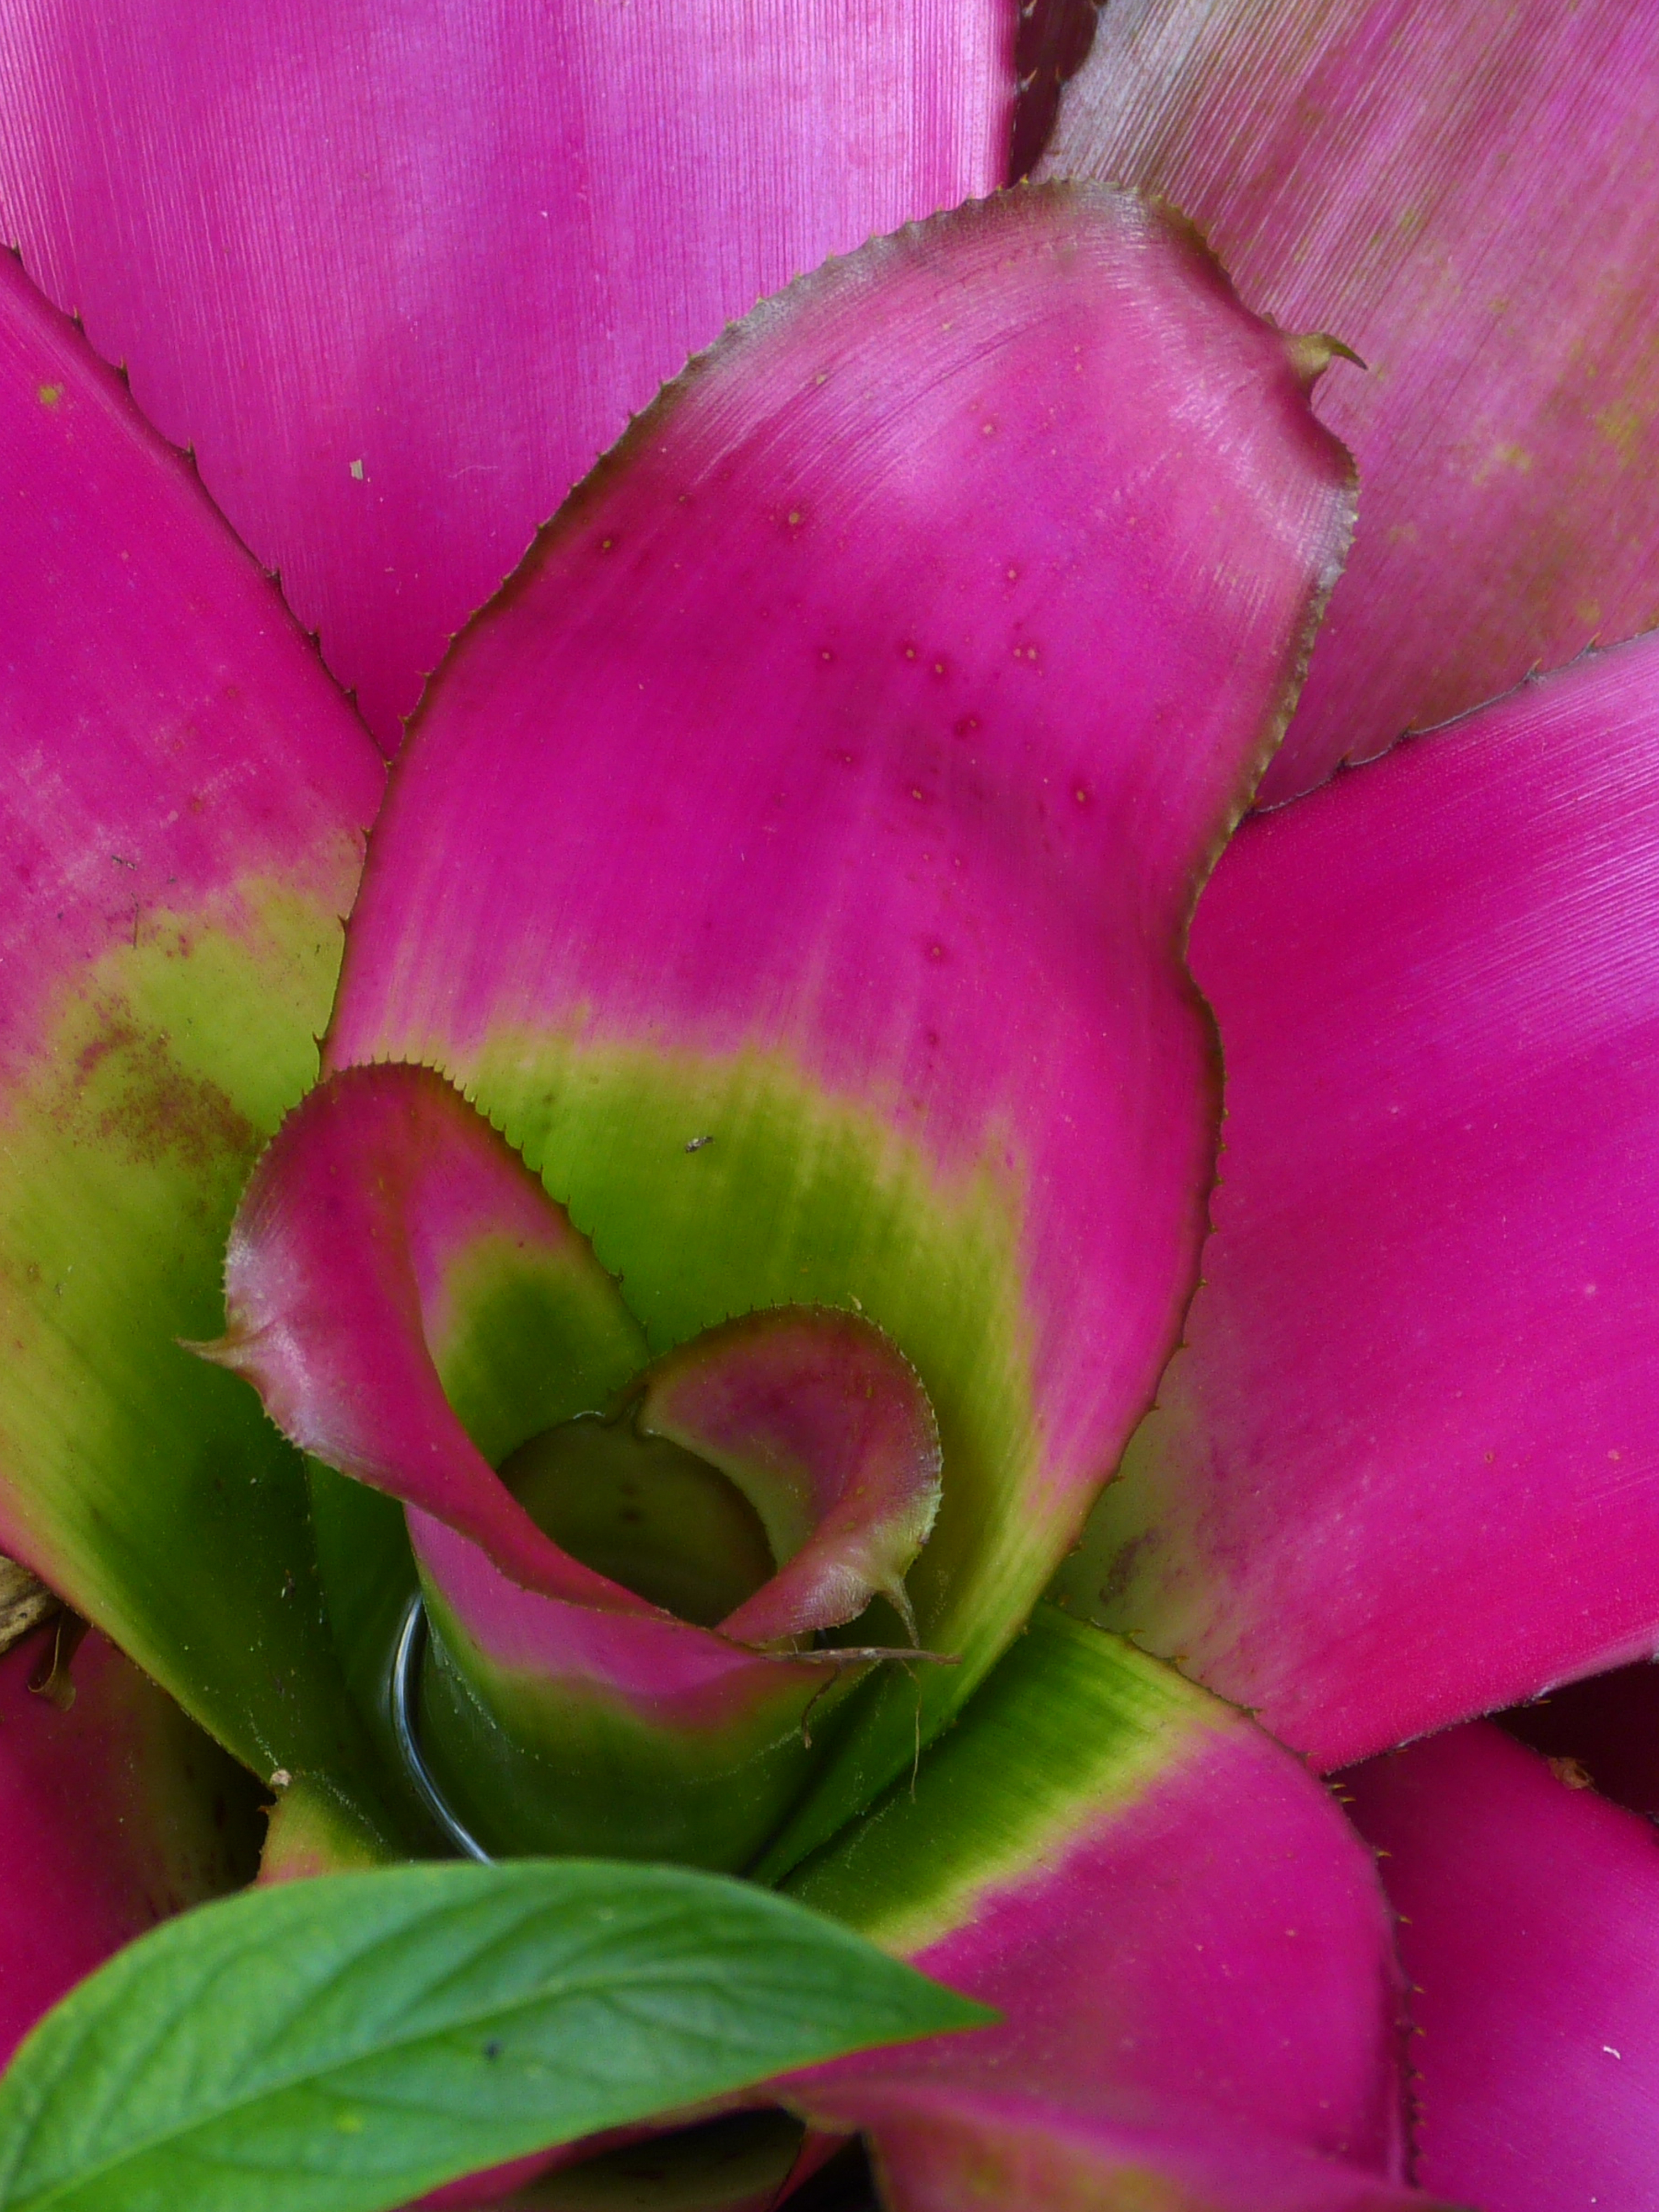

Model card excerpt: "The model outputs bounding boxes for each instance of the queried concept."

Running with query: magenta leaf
[1345,1721,1659,2211]
[0,1623,259,2068]
[0,252,389,1796]
[780,1606,1418,2209]
[0,3,1012,748]
[1056,629,1659,1768]
[325,182,1355,1877]
[1041,0,1659,802]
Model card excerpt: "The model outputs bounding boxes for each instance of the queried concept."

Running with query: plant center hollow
[499,1416,776,1629]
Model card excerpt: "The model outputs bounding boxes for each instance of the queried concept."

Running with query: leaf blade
[0,3,1008,746]
[0,1861,988,2212]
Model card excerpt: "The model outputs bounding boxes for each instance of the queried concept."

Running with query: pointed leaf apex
[1286,330,1367,385]
[179,1327,259,1372]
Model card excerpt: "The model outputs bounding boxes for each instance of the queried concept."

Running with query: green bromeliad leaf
[0,1861,989,2212]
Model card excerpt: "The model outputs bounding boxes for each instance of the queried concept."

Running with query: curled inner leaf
[500,1417,776,1632]
[197,1063,943,1867]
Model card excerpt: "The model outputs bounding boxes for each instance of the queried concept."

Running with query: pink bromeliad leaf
[1040,0,1659,802]
[205,1063,943,1867]
[1055,628,1659,1767]
[1345,1722,1659,2212]
[0,251,390,1805]
[0,1621,259,2066]
[0,3,1010,749]
[321,183,1354,1875]
[776,1606,1429,2211]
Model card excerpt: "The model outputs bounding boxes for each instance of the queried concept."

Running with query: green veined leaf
[0,1860,990,2212]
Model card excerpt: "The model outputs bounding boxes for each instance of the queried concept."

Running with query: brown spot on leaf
[96,1035,258,1173]
[64,1013,260,1178]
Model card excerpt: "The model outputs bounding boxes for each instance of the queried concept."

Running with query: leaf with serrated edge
[0,1860,989,2212]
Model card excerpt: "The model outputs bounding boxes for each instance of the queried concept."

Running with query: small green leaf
[0,1860,990,2212]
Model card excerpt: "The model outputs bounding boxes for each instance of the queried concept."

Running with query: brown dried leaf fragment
[0,1551,59,1657]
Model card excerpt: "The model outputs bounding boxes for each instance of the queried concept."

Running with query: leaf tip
[1285,329,1367,384]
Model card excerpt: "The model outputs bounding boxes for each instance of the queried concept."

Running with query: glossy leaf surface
[0,1862,988,2212]
[0,253,386,1787]
[1056,631,1659,1765]
[1042,0,1659,801]
[328,183,1354,1875]
[1346,1722,1659,2212]
[0,1,1010,746]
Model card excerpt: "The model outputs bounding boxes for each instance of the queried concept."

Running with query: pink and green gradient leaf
[206,1063,940,1867]
[0,2,1011,750]
[0,1623,259,2067]
[205,1059,641,1849]
[0,253,388,1793]
[205,1065,648,1577]
[324,183,1354,1876]
[1346,1721,1659,2211]
[409,1501,884,1871]
[781,1606,1415,2208]
[1055,629,1659,1768]
[1040,0,1659,802]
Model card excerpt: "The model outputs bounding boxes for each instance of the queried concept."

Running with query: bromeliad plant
[3,4,1659,2210]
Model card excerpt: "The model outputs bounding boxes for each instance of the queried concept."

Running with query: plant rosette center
[196,1061,945,1870]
